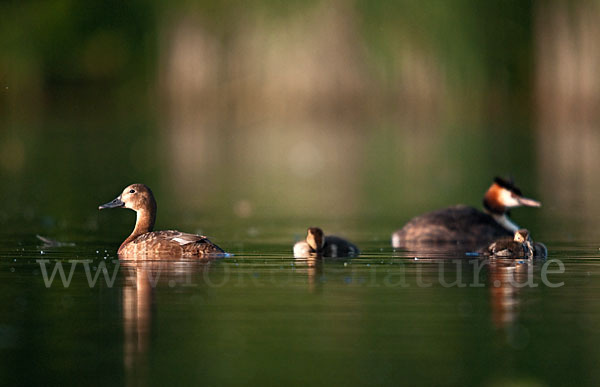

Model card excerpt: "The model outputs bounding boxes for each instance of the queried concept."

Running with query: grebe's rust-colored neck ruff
[99,183,225,258]
[483,183,508,215]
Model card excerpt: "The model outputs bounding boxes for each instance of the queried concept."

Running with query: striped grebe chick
[392,177,541,248]
[294,227,359,258]
[488,229,534,258]
[99,184,226,258]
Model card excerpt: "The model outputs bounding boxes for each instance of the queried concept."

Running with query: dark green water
[1,213,599,386]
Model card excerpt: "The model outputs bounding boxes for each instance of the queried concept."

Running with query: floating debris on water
[36,235,75,248]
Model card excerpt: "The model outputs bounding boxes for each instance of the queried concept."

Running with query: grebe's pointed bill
[516,196,541,208]
[99,196,125,210]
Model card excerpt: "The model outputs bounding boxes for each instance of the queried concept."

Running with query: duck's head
[483,177,541,215]
[99,183,157,213]
[306,227,325,252]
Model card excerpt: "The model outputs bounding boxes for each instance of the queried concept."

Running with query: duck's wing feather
[131,230,225,256]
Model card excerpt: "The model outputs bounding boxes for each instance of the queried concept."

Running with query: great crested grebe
[391,177,541,248]
[294,227,359,258]
[99,184,226,258]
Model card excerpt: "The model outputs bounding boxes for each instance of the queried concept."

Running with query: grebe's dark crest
[99,184,226,258]
[392,177,541,249]
[294,227,359,258]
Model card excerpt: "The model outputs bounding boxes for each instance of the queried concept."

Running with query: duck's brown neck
[118,207,156,253]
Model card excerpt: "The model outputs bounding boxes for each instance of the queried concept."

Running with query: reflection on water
[118,252,549,385]
[488,258,538,331]
[121,260,213,387]
[0,236,592,386]
[122,262,153,387]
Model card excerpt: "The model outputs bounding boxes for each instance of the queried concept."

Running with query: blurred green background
[1,0,599,235]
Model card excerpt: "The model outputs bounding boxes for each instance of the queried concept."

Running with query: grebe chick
[488,229,534,258]
[293,227,359,258]
[99,184,226,258]
[392,177,541,248]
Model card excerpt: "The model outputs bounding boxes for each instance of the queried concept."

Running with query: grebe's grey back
[391,177,541,249]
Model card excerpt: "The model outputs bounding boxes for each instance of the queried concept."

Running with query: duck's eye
[129,189,135,194]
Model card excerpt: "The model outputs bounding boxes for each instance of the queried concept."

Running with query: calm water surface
[1,216,599,386]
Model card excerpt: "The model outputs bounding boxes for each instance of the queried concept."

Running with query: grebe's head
[99,184,156,213]
[306,227,325,252]
[514,229,531,243]
[483,177,541,215]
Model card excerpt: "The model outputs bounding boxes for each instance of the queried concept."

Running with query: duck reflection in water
[121,260,214,386]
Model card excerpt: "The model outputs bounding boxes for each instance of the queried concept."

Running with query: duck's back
[120,230,225,258]
[392,205,511,247]
[323,236,359,257]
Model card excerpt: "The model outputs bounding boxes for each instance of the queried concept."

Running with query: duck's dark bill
[99,197,125,209]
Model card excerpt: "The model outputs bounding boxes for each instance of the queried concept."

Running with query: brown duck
[99,184,226,258]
